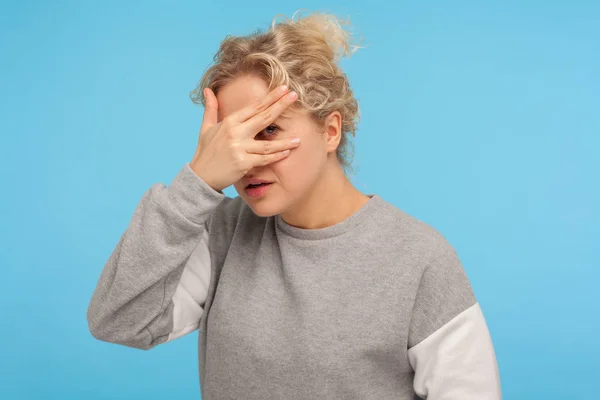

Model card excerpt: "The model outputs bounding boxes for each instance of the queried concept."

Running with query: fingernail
[290,137,301,144]
[280,85,288,93]
[287,91,297,100]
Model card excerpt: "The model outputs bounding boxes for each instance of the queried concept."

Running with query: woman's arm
[86,163,227,350]
[407,243,502,399]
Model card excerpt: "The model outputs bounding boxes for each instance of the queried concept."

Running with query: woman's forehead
[216,75,269,118]
[216,75,303,121]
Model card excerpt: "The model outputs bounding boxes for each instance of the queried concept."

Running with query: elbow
[87,322,155,351]
[86,309,155,351]
[86,301,110,343]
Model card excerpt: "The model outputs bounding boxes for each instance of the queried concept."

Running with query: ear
[323,111,342,154]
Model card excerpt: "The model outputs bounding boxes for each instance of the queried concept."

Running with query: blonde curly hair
[189,9,365,176]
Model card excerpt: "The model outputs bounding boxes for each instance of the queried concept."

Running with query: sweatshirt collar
[275,194,382,240]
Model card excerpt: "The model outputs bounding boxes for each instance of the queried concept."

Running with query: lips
[245,179,274,188]
[246,182,272,188]
[244,181,274,198]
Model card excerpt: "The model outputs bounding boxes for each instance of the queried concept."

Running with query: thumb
[201,88,218,130]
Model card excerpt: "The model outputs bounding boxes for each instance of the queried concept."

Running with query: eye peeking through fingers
[257,124,281,139]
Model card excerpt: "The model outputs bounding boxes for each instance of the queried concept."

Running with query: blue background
[1,0,598,399]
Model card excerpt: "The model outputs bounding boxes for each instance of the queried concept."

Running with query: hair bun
[271,9,365,63]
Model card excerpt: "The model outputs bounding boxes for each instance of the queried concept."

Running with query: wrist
[188,160,223,194]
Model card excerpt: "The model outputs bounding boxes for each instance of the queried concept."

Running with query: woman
[87,10,501,399]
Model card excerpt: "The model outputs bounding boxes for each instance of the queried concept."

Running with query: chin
[244,200,282,218]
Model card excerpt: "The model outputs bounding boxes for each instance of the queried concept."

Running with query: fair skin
[215,73,370,230]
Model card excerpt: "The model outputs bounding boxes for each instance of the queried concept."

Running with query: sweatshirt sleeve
[407,242,502,399]
[86,163,227,350]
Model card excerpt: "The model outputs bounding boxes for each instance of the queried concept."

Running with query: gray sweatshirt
[87,162,501,399]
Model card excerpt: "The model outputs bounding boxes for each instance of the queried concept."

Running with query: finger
[249,149,291,167]
[242,90,298,138]
[201,88,218,131]
[244,137,301,155]
[230,84,289,123]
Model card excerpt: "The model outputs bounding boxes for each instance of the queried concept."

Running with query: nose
[245,165,269,179]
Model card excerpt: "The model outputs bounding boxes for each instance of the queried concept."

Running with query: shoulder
[371,197,476,326]
[371,196,458,263]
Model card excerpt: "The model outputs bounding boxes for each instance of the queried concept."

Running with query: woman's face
[216,73,333,217]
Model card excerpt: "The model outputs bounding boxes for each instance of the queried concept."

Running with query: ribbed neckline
[275,194,382,240]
